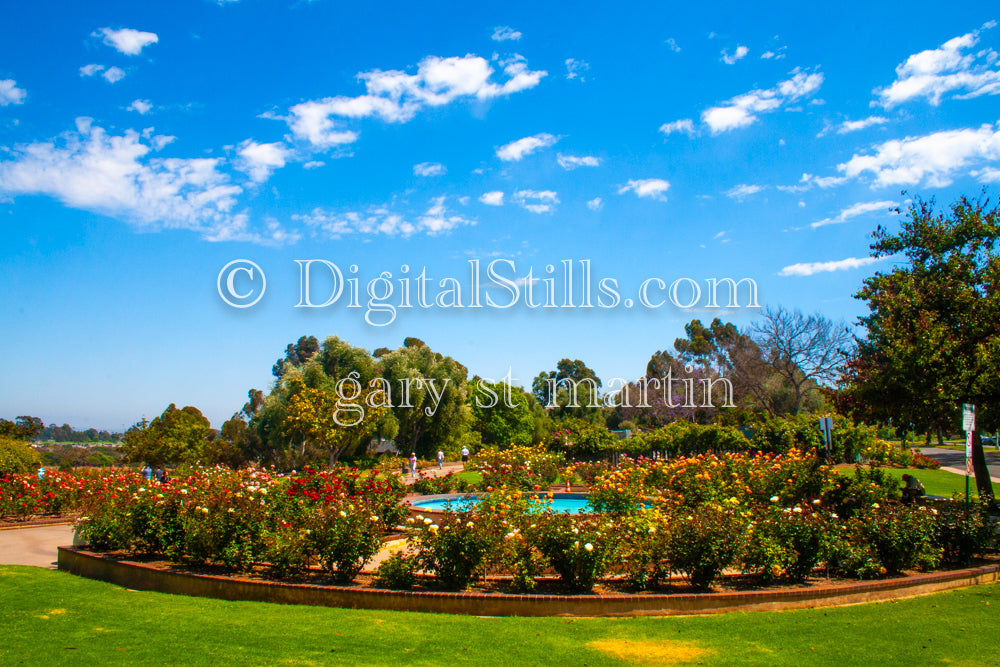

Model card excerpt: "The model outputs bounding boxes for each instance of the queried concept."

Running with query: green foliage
[841,193,1000,505]
[471,444,562,490]
[408,511,492,590]
[532,358,603,422]
[121,404,215,467]
[528,513,618,592]
[468,380,537,448]
[373,551,416,589]
[667,503,745,588]
[306,503,384,581]
[933,504,998,565]
[0,435,42,475]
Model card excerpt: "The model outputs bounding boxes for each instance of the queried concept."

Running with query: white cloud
[413,162,446,177]
[779,256,883,276]
[665,38,681,53]
[127,99,153,114]
[836,116,888,134]
[83,65,126,84]
[237,140,291,183]
[0,79,26,106]
[565,58,589,81]
[721,45,749,65]
[491,26,522,41]
[496,133,559,161]
[513,189,559,213]
[286,54,546,149]
[618,178,670,201]
[95,27,159,56]
[702,69,823,134]
[295,196,474,238]
[810,200,896,228]
[973,167,1000,182]
[875,22,1000,108]
[0,118,295,244]
[777,172,849,193]
[838,123,1000,188]
[303,160,325,170]
[725,184,763,199]
[659,119,696,137]
[587,197,603,210]
[557,153,600,170]
[103,67,126,84]
[479,191,504,206]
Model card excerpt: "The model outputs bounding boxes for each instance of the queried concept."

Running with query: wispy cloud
[725,183,763,199]
[565,58,589,81]
[665,38,681,53]
[618,178,670,201]
[127,99,153,114]
[875,21,1000,108]
[237,140,291,183]
[513,189,559,214]
[838,123,1000,188]
[779,256,883,276]
[496,133,559,161]
[810,200,896,228]
[479,191,504,206]
[80,64,126,84]
[557,153,600,170]
[0,79,26,106]
[413,162,446,177]
[284,54,546,149]
[491,26,522,42]
[587,197,603,210]
[94,27,159,55]
[659,119,696,137]
[295,196,475,238]
[836,116,888,134]
[721,45,749,65]
[0,118,294,245]
[702,68,823,134]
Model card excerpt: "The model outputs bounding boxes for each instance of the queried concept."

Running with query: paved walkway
[917,446,1000,482]
[0,524,74,568]
[398,461,467,484]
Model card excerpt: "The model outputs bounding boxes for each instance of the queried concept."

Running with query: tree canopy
[840,192,999,506]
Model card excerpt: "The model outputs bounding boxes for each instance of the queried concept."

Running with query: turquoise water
[410,493,593,514]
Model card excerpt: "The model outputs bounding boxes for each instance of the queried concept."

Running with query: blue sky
[1,1,998,430]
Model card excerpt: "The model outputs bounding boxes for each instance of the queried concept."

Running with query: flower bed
[46,453,999,596]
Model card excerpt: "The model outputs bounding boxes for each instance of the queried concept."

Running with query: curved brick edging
[57,547,1000,617]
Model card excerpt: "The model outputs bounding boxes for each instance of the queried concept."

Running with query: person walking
[409,452,418,477]
[437,450,444,470]
[461,445,470,466]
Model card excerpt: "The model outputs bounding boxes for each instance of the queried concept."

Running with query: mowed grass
[849,466,1000,499]
[2,566,999,666]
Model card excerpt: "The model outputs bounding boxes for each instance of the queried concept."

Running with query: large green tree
[532,359,603,422]
[122,404,215,466]
[840,193,998,507]
[378,338,469,457]
[468,379,538,448]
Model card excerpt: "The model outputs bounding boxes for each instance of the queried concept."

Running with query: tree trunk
[972,433,997,510]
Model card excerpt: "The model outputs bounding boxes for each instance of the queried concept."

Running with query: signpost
[818,416,833,460]
[962,403,974,513]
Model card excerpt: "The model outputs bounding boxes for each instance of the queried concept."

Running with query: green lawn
[2,566,998,665]
[453,470,482,484]
[851,466,1000,499]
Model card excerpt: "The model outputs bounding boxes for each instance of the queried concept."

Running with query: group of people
[140,464,169,484]
[406,446,470,477]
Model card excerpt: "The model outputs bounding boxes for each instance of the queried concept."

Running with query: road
[916,446,1000,482]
